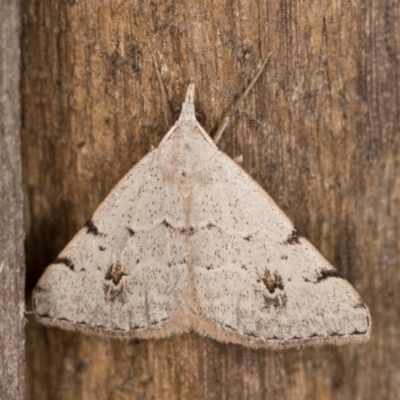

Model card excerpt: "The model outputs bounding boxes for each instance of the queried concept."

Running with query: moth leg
[152,54,172,129]
[213,52,273,144]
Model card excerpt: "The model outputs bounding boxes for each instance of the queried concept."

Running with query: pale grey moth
[33,84,371,349]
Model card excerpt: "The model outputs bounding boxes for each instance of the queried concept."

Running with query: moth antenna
[152,53,172,128]
[213,51,273,144]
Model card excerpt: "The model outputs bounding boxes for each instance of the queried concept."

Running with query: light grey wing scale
[34,150,189,338]
[189,147,371,348]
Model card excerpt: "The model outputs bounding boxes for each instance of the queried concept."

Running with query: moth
[33,59,371,349]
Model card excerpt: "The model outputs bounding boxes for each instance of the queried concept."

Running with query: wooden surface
[22,0,399,399]
[0,0,25,398]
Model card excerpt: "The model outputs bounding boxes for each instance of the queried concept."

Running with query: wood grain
[0,0,25,398]
[22,0,400,399]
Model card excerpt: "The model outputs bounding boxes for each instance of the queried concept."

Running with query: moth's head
[173,84,206,127]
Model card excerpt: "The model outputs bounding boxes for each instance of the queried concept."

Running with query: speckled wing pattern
[34,85,371,349]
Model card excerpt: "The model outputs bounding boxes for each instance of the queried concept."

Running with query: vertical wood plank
[0,0,25,398]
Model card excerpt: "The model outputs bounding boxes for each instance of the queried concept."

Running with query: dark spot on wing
[103,281,126,304]
[284,227,303,245]
[99,246,106,251]
[132,324,145,330]
[262,269,284,294]
[150,317,169,325]
[52,257,75,271]
[162,220,186,234]
[223,324,238,332]
[263,294,288,310]
[351,329,368,335]
[244,331,258,338]
[316,269,343,282]
[85,218,101,236]
[162,220,172,228]
[126,227,135,237]
[105,260,126,285]
[244,235,251,241]
[259,270,287,310]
